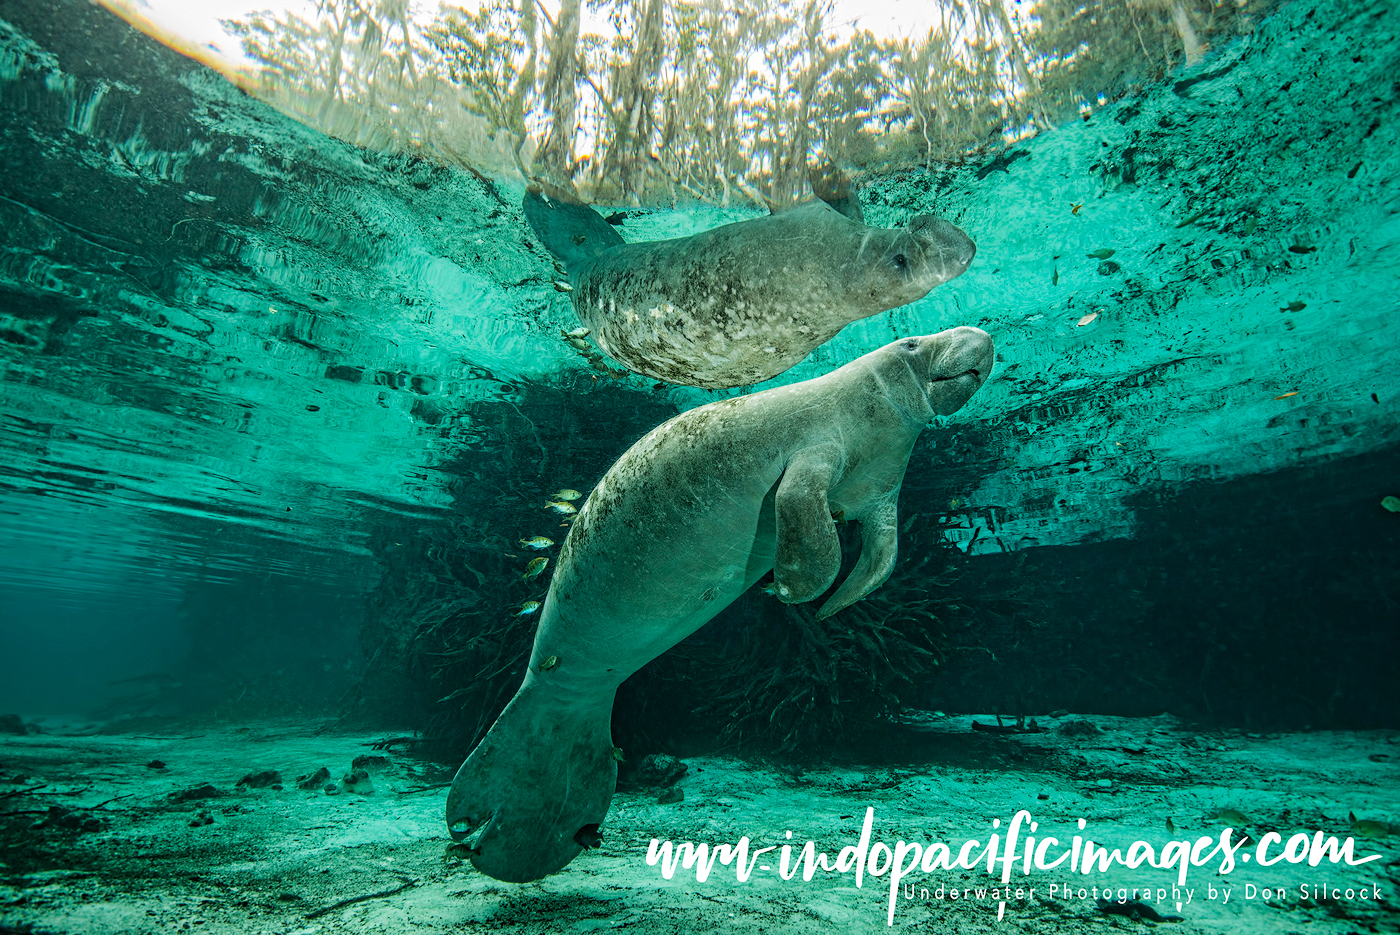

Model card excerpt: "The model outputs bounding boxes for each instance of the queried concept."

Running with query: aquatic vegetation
[690,551,960,753]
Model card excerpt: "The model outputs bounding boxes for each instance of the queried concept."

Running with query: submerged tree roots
[689,553,959,753]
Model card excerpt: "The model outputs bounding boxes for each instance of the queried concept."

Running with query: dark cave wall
[913,443,1400,730]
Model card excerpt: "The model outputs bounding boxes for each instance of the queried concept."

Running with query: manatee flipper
[772,447,842,603]
[816,499,899,620]
[446,681,616,883]
[523,185,626,276]
[809,160,864,224]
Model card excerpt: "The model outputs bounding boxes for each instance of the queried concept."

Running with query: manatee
[446,326,995,882]
[524,184,976,389]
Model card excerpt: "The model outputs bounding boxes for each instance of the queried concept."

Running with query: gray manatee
[525,188,976,389]
[446,326,995,882]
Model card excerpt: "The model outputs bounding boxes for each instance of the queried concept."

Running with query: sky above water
[121,0,951,70]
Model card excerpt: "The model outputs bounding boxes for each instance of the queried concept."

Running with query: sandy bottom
[1,714,1396,934]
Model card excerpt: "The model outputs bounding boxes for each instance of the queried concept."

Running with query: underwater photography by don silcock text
[0,0,1396,933]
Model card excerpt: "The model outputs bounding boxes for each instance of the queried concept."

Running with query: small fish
[611,746,626,763]
[1165,817,1176,834]
[830,510,846,523]
[1071,203,1083,215]
[1283,301,1307,312]
[1381,496,1400,513]
[1210,807,1249,826]
[538,654,559,671]
[565,326,590,338]
[553,489,583,501]
[565,336,590,351]
[761,582,778,596]
[515,601,541,616]
[1274,391,1298,399]
[948,498,961,508]
[522,557,548,580]
[518,536,555,550]
[1176,209,1208,228]
[1077,312,1098,327]
[1051,267,1059,285]
[1349,812,1391,838]
[1288,244,1317,254]
[1086,248,1116,259]
[554,281,574,293]
[546,500,577,515]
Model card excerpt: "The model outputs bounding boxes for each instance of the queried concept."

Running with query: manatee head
[855,215,976,311]
[881,326,995,418]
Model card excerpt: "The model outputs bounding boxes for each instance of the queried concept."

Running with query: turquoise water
[0,0,1396,928]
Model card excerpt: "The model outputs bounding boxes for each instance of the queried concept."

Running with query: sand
[1,714,1396,934]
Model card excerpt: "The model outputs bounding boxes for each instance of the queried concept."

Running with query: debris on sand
[296,767,330,790]
[29,807,102,833]
[341,768,374,794]
[236,769,282,789]
[1058,718,1101,738]
[169,783,224,802]
[1097,897,1184,922]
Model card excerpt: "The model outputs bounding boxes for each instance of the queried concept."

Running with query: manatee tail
[809,159,864,223]
[522,183,626,276]
[446,682,617,883]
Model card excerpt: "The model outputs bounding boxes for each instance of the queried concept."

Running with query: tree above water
[224,0,1272,205]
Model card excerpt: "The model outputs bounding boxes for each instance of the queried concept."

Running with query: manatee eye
[893,253,908,270]
[902,339,918,351]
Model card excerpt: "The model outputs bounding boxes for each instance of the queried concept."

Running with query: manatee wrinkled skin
[527,190,977,389]
[446,326,995,883]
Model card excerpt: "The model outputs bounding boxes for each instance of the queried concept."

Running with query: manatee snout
[908,215,976,278]
[923,326,995,415]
